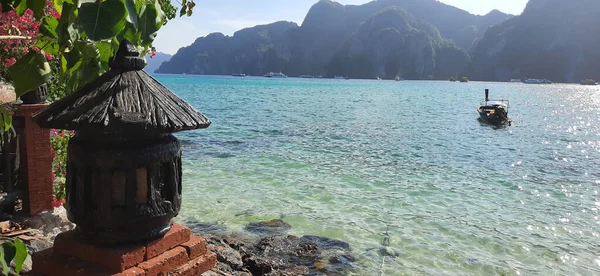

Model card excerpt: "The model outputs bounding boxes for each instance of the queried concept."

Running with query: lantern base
[31,224,216,276]
[76,217,173,245]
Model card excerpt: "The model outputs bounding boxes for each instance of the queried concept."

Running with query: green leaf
[27,0,47,19]
[15,0,46,18]
[13,239,27,274]
[79,0,127,41]
[64,49,82,75]
[73,60,101,89]
[96,41,114,69]
[179,0,187,17]
[139,0,165,45]
[40,16,59,39]
[60,55,68,73]
[14,0,27,15]
[7,52,51,97]
[0,108,13,132]
[179,5,186,17]
[36,40,60,55]
[56,2,78,46]
[124,0,139,30]
[120,22,142,45]
[1,242,16,267]
[73,41,99,60]
[0,248,8,276]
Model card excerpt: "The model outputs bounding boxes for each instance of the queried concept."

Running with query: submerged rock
[265,265,310,276]
[245,219,292,235]
[193,221,355,275]
[301,235,350,250]
[330,253,356,265]
[185,218,228,235]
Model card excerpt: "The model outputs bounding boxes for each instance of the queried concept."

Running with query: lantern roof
[33,40,210,133]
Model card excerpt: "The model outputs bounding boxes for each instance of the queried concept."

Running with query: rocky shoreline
[5,208,356,275]
[190,219,356,276]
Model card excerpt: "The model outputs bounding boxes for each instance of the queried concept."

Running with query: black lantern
[33,41,210,244]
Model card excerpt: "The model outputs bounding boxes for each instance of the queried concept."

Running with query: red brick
[167,252,216,276]
[32,248,111,276]
[145,224,191,259]
[138,247,188,276]
[16,104,54,216]
[179,235,207,260]
[114,267,146,276]
[54,231,147,272]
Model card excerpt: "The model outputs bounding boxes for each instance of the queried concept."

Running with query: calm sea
[156,75,600,275]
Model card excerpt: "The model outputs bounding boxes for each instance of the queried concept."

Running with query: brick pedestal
[14,104,53,215]
[31,224,216,276]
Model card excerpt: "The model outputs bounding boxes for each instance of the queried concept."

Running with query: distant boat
[460,77,469,83]
[395,76,404,81]
[264,72,287,78]
[376,77,382,80]
[232,73,246,77]
[300,75,315,78]
[523,79,552,84]
[334,76,345,79]
[581,79,598,85]
[509,79,521,83]
[449,77,456,82]
[478,89,511,126]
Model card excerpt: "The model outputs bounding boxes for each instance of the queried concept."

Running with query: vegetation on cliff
[469,0,600,82]
[157,0,508,79]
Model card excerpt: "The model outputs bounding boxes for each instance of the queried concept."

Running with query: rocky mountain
[157,21,297,75]
[144,52,172,74]
[470,0,600,82]
[157,0,511,79]
[326,8,469,79]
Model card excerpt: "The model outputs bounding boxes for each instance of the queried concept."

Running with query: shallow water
[156,75,600,275]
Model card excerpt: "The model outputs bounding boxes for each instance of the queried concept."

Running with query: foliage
[50,129,71,201]
[0,239,27,275]
[0,5,47,82]
[46,57,68,101]
[0,0,196,126]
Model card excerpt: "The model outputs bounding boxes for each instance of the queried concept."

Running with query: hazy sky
[154,0,529,55]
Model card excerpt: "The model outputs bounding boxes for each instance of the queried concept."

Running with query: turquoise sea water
[156,75,600,275]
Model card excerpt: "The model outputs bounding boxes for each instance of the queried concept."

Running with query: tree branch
[0,36,57,42]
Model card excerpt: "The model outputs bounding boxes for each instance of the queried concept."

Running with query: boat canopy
[482,100,508,107]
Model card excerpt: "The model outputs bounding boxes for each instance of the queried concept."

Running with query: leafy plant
[0,0,197,128]
[0,239,27,275]
[50,129,71,201]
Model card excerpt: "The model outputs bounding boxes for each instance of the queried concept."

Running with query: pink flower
[45,53,53,60]
[51,10,60,18]
[148,49,156,59]
[51,199,65,208]
[3,58,16,68]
